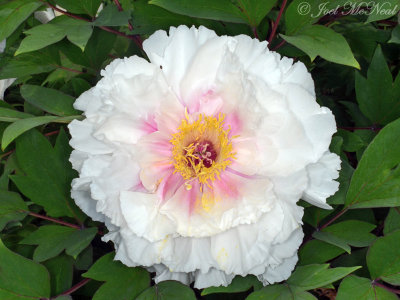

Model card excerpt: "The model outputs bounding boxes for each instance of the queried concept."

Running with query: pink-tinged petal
[186,89,223,116]
[155,95,186,135]
[157,172,184,202]
[223,111,242,137]
[212,172,240,200]
[140,115,158,133]
[137,131,175,191]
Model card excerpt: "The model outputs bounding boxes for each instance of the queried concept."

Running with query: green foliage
[281,25,360,68]
[336,275,398,300]
[21,225,97,261]
[355,46,400,125]
[0,0,42,41]
[201,275,262,295]
[0,239,50,299]
[367,230,400,286]
[11,129,84,218]
[0,190,28,231]
[0,0,399,299]
[83,253,151,300]
[136,280,196,300]
[346,118,400,208]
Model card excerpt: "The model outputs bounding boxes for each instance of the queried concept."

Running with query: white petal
[119,191,176,242]
[302,152,341,209]
[34,8,55,23]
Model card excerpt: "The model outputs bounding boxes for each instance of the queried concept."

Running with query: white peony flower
[69,25,340,288]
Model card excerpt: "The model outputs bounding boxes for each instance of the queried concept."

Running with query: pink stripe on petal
[224,112,242,137]
[187,180,200,214]
[157,172,184,202]
[140,115,158,133]
[226,167,264,180]
[213,172,239,199]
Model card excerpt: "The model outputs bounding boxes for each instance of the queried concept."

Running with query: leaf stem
[271,39,286,51]
[373,280,400,295]
[302,208,348,245]
[318,208,348,231]
[338,126,382,132]
[54,64,85,74]
[268,0,288,44]
[113,0,134,31]
[27,211,82,230]
[59,278,91,297]
[42,1,142,48]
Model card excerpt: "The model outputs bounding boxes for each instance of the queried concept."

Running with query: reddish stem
[252,27,259,39]
[0,149,14,160]
[54,65,85,74]
[60,278,92,297]
[44,130,60,137]
[271,39,286,51]
[338,126,382,132]
[373,280,400,295]
[43,1,142,48]
[268,0,288,44]
[113,0,134,31]
[319,208,348,231]
[27,211,81,230]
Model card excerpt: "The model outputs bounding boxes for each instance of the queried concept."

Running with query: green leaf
[20,84,79,116]
[43,254,73,295]
[83,253,150,300]
[384,208,400,235]
[389,25,400,44]
[281,25,360,69]
[322,220,376,247]
[336,275,398,300]
[0,107,32,122]
[201,275,262,295]
[337,129,367,152]
[131,0,193,35]
[284,0,319,35]
[0,52,57,79]
[93,4,131,26]
[136,280,195,300]
[15,24,66,55]
[246,284,316,300]
[345,118,400,209]
[1,115,79,150]
[367,230,400,285]
[53,0,103,16]
[0,190,28,231]
[16,17,93,54]
[0,0,42,41]
[287,264,360,290]
[83,28,117,68]
[236,0,278,27]
[0,239,50,299]
[299,240,346,265]
[10,129,84,219]
[366,0,400,23]
[312,231,351,254]
[21,225,97,262]
[355,46,400,125]
[149,0,247,23]
[328,160,354,205]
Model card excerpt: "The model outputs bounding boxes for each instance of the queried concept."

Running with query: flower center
[170,111,236,189]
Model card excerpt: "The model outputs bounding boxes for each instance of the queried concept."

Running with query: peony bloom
[69,25,340,288]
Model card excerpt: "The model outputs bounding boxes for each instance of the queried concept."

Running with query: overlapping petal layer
[69,25,340,288]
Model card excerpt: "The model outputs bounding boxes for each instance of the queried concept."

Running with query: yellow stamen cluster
[170,111,236,188]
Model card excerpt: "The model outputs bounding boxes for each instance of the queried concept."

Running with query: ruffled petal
[302,152,341,209]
